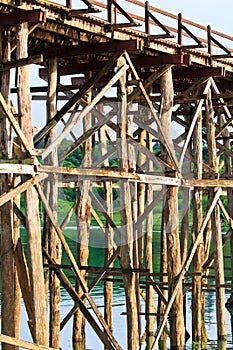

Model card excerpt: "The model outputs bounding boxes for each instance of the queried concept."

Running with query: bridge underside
[0,1,233,349]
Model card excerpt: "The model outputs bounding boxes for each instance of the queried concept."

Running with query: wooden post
[160,68,185,348]
[192,101,204,342]
[222,114,233,343]
[223,112,233,307]
[145,129,155,349]
[73,74,92,350]
[0,29,20,350]
[128,111,141,337]
[180,113,191,266]
[205,88,227,340]
[45,57,61,349]
[157,191,168,350]
[16,22,48,345]
[98,110,114,338]
[117,56,139,350]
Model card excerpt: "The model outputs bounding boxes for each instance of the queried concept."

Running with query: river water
[5,227,233,349]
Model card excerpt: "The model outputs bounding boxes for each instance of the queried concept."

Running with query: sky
[154,0,232,34]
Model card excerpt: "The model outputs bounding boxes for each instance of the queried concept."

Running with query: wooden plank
[0,334,58,350]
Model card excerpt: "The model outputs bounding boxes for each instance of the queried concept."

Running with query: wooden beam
[0,55,43,71]
[0,334,58,350]
[0,9,46,26]
[14,239,34,337]
[33,40,139,59]
[35,183,123,350]
[43,250,119,350]
[0,93,33,156]
[132,54,191,67]
[39,54,189,77]
[0,176,41,207]
[34,51,123,146]
[172,67,226,79]
[152,187,223,349]
[42,62,129,159]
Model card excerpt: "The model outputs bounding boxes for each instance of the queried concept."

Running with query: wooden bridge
[0,0,233,349]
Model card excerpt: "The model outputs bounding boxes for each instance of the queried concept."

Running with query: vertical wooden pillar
[98,119,114,337]
[16,22,48,345]
[145,130,155,349]
[45,57,61,349]
[73,75,92,350]
[160,68,185,348]
[0,29,20,350]
[223,112,233,306]
[128,112,141,335]
[205,89,226,340]
[180,113,191,265]
[117,56,139,350]
[158,194,168,350]
[192,103,204,342]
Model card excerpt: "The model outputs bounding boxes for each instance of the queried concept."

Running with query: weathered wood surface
[35,183,122,350]
[16,21,48,345]
[45,56,61,349]
[160,67,185,348]
[205,88,227,340]
[0,28,20,350]
[0,334,58,350]
[117,56,139,350]
[192,100,204,342]
[152,187,222,349]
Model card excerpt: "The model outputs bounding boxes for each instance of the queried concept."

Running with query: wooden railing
[66,0,233,57]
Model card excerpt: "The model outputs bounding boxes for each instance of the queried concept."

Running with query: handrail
[73,0,233,56]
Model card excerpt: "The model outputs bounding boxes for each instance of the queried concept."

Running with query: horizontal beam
[0,162,233,188]
[0,9,46,26]
[172,66,226,79]
[0,334,57,350]
[39,54,190,77]
[0,55,43,71]
[34,40,139,60]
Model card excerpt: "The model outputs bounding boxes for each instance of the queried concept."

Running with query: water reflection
[2,228,233,349]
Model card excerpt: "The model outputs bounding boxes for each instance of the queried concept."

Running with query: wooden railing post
[178,13,183,46]
[145,1,149,35]
[207,25,212,55]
